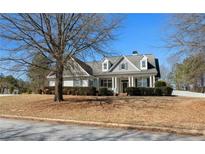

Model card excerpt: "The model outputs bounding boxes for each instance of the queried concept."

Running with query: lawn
[1,94,205,131]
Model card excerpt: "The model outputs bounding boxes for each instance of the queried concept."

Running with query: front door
[121,80,128,93]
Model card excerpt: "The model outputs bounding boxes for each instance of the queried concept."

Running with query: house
[47,53,160,94]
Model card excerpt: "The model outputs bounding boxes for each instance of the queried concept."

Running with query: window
[100,79,112,88]
[121,63,125,69]
[120,63,128,70]
[137,78,142,87]
[108,80,112,88]
[89,80,94,87]
[103,63,107,70]
[74,79,82,87]
[142,61,146,68]
[136,78,148,87]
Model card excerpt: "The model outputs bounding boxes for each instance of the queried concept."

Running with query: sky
[110,13,172,68]
[0,13,174,79]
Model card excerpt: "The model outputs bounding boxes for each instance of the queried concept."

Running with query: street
[1,118,205,141]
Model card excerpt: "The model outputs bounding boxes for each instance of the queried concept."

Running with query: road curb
[1,114,205,136]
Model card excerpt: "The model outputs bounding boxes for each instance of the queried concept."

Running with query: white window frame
[121,63,125,69]
[140,56,148,70]
[102,59,110,72]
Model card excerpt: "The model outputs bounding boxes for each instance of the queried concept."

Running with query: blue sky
[0,14,173,79]
[111,13,172,68]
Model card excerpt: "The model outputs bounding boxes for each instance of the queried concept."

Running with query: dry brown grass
[1,94,205,130]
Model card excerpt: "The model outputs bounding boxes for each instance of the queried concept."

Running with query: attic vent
[132,51,138,55]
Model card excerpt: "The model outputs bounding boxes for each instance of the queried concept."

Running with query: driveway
[172,90,205,98]
[0,118,205,141]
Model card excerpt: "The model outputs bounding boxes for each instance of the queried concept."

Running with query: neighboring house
[47,53,160,94]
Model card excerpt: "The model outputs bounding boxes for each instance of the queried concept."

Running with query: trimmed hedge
[44,87,97,96]
[99,88,114,96]
[155,80,167,87]
[127,86,173,96]
[160,86,173,96]
[154,87,162,96]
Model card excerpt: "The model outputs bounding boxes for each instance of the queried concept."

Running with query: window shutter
[125,63,128,70]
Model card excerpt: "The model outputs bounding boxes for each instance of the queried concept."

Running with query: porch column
[112,77,115,91]
[128,76,131,87]
[149,76,153,87]
[131,76,134,87]
[96,77,99,90]
[132,77,135,87]
[115,77,118,93]
[153,76,155,87]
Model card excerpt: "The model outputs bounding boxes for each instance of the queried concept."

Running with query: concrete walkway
[0,94,17,97]
[172,90,205,98]
[0,118,205,141]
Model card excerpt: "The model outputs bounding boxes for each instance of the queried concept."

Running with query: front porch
[96,75,156,94]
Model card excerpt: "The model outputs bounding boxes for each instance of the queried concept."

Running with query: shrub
[37,89,43,94]
[194,87,205,93]
[154,87,162,96]
[27,89,32,94]
[144,87,155,96]
[126,87,135,96]
[43,86,96,96]
[99,88,108,96]
[99,88,113,96]
[9,87,14,94]
[126,87,141,96]
[155,80,167,87]
[126,86,173,96]
[161,86,173,96]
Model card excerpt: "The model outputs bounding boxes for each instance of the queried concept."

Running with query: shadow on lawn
[63,97,114,105]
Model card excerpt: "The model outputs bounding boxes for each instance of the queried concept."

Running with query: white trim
[102,58,110,72]
[123,56,141,71]
[128,76,131,87]
[115,77,118,93]
[140,55,148,70]
[153,76,155,87]
[150,76,153,87]
[112,77,115,91]
[131,76,134,87]
[70,57,90,76]
[108,57,123,72]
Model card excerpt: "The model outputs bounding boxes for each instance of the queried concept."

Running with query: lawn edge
[1,114,205,136]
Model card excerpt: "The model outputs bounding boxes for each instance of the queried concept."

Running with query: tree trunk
[54,62,64,102]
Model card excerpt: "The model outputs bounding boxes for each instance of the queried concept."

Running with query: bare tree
[0,14,122,102]
[165,14,205,90]
[166,14,205,56]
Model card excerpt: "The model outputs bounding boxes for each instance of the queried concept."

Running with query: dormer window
[142,61,146,68]
[121,63,125,69]
[103,63,107,70]
[102,59,110,72]
[140,56,148,70]
[120,63,128,70]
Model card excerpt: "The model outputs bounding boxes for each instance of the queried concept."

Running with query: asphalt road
[0,118,205,141]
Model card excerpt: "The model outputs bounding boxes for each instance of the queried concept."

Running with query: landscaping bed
[1,94,205,134]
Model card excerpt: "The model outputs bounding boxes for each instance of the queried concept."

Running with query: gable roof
[72,57,93,75]
[47,54,160,78]
[86,54,160,76]
[108,56,140,72]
